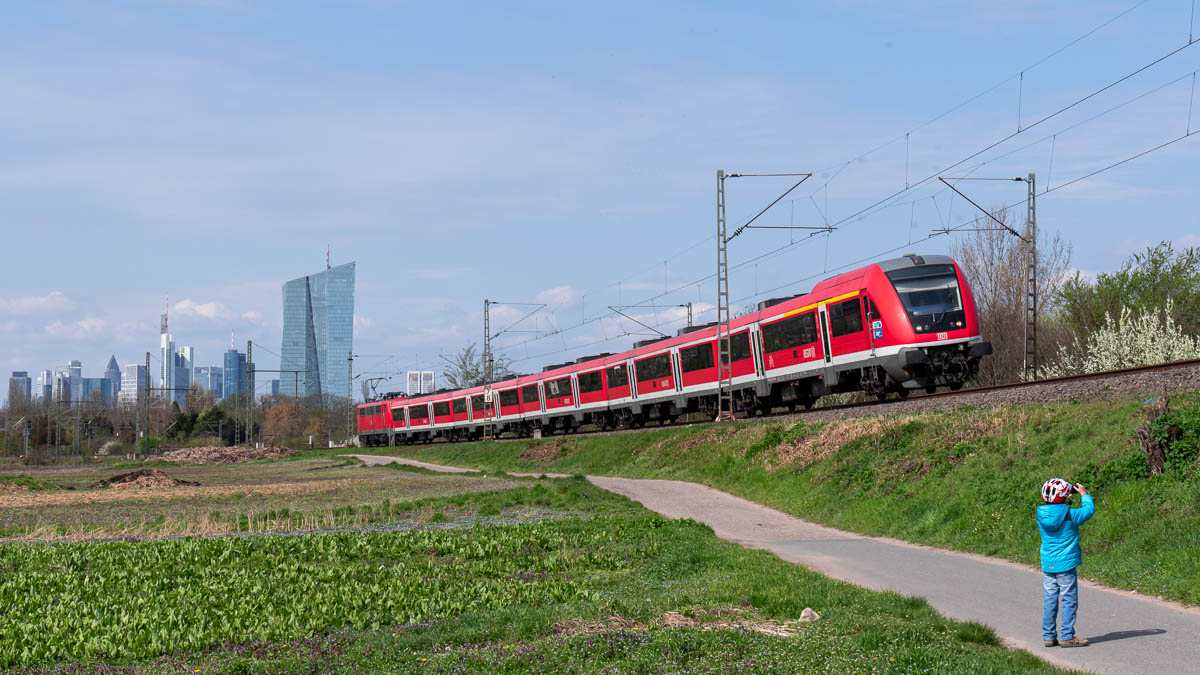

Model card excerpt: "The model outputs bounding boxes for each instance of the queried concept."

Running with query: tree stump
[1136,397,1177,476]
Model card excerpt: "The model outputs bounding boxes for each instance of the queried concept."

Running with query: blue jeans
[1042,570,1079,640]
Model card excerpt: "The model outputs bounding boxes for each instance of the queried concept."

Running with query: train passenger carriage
[356,253,991,444]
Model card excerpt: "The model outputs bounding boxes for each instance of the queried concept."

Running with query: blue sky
[2,0,1198,399]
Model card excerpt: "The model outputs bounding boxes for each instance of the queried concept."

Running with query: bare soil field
[0,457,523,540]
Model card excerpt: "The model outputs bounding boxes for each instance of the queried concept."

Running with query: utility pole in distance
[717,170,818,421]
[144,352,151,453]
[246,340,253,447]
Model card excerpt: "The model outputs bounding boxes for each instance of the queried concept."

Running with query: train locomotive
[357,253,992,445]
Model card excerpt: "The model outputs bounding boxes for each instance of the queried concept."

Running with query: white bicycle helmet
[1041,478,1072,504]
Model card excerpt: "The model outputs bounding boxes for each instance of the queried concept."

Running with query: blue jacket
[1036,494,1095,573]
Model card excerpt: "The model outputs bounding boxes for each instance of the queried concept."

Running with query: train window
[830,298,864,337]
[521,384,540,405]
[358,407,367,417]
[408,405,429,421]
[720,332,753,364]
[471,395,493,412]
[867,297,881,320]
[762,313,818,353]
[452,398,467,414]
[636,353,671,382]
[391,407,405,423]
[606,364,629,389]
[578,371,603,394]
[499,389,519,407]
[433,401,450,417]
[545,377,572,397]
[680,343,715,373]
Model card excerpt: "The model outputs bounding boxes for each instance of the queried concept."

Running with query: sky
[2,0,1199,401]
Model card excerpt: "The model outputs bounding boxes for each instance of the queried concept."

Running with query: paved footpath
[352,454,1199,674]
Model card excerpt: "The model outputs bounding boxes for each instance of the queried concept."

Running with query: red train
[357,254,992,445]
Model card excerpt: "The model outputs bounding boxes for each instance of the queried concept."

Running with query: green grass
[0,474,58,490]
[389,394,1200,605]
[0,479,1064,673]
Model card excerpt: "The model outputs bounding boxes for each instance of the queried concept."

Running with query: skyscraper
[36,370,52,402]
[8,372,31,406]
[280,261,355,398]
[119,364,146,408]
[104,356,121,406]
[194,366,224,399]
[68,360,82,405]
[160,330,175,404]
[223,349,248,399]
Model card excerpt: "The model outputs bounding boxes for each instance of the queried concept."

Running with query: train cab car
[355,402,389,446]
[869,254,991,392]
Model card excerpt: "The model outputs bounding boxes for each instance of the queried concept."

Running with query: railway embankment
[384,390,1200,606]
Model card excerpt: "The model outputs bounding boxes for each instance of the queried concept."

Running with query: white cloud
[43,317,106,340]
[240,310,262,321]
[0,291,73,315]
[534,285,581,308]
[354,315,372,331]
[173,299,231,320]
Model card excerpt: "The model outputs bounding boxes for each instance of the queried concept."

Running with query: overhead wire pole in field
[717,171,820,421]
[935,174,1038,380]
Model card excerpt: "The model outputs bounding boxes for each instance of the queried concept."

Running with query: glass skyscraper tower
[280,261,355,398]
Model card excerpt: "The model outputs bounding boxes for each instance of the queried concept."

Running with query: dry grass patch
[553,607,813,638]
[518,439,573,464]
[770,416,916,470]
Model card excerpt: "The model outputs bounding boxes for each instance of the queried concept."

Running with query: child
[1037,478,1095,648]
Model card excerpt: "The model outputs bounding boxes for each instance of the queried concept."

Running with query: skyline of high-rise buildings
[280,261,355,398]
[6,263,360,408]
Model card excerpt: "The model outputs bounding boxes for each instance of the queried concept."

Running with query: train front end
[874,255,992,392]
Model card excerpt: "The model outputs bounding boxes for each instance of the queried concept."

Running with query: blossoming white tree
[1039,302,1200,378]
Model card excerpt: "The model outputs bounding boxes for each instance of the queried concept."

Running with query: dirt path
[352,454,1200,674]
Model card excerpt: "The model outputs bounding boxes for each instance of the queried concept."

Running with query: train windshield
[886,264,966,334]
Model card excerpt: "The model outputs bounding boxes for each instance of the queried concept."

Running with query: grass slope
[384,394,1200,605]
[0,480,1061,673]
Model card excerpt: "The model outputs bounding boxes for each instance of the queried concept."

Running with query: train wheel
[897,389,910,399]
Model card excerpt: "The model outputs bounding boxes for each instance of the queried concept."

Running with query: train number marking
[936,331,948,341]
[802,347,816,359]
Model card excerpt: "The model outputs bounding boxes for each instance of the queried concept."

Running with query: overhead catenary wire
[478,4,1186,365]
[507,0,1158,345]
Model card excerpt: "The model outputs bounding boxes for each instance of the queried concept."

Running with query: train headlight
[955,321,963,327]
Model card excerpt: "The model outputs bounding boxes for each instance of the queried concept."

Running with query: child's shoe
[1060,637,1089,647]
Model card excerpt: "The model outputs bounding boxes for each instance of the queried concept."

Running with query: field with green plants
[387,393,1200,606]
[0,477,1062,673]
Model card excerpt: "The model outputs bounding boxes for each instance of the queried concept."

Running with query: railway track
[472,358,1200,443]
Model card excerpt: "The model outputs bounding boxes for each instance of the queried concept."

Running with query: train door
[817,305,833,363]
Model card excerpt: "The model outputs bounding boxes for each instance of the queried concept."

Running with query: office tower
[280,262,355,398]
[194,366,224,400]
[52,369,71,404]
[8,371,31,406]
[80,377,109,404]
[104,356,121,405]
[160,332,176,404]
[223,349,248,399]
[119,364,147,408]
[270,379,280,395]
[37,370,53,401]
[68,360,82,405]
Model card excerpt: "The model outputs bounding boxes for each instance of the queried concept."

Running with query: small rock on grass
[799,608,820,622]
